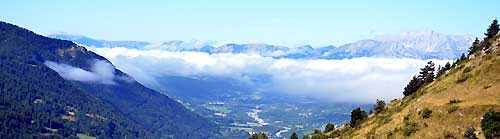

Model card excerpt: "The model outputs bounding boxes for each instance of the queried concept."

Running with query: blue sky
[1,0,499,47]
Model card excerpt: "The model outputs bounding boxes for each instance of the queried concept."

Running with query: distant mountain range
[49,30,475,60]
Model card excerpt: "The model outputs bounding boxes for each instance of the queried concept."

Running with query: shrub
[448,99,463,104]
[313,129,321,134]
[249,132,268,139]
[442,130,455,139]
[366,128,376,139]
[481,110,500,138]
[463,127,478,139]
[420,108,432,119]
[402,122,419,136]
[324,123,335,133]
[403,115,410,122]
[386,131,393,138]
[457,73,471,83]
[447,106,459,113]
[463,66,473,73]
[310,134,327,139]
[374,99,386,114]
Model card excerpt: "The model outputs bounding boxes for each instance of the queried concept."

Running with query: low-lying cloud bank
[87,47,449,102]
[44,60,117,85]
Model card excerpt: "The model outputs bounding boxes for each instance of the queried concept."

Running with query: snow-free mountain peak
[49,30,475,60]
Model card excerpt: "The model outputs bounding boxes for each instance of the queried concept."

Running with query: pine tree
[483,19,499,53]
[436,65,443,78]
[460,53,467,61]
[402,61,437,97]
[290,132,299,139]
[444,62,451,70]
[419,61,435,84]
[374,99,385,114]
[350,107,367,128]
[468,38,480,56]
[403,76,423,97]
[452,59,459,67]
[485,19,499,38]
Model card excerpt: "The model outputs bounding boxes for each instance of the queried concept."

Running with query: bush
[448,99,463,104]
[403,114,411,123]
[442,130,455,139]
[310,134,327,139]
[249,132,268,139]
[324,123,335,133]
[463,66,473,73]
[457,73,471,83]
[420,108,432,119]
[402,122,419,136]
[481,110,500,138]
[447,106,459,113]
[313,129,321,134]
[374,99,386,114]
[463,127,478,139]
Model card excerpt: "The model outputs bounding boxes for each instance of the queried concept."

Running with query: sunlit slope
[338,35,500,139]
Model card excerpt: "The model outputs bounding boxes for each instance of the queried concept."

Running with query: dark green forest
[0,21,220,138]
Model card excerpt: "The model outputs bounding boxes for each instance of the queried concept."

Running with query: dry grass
[340,40,500,139]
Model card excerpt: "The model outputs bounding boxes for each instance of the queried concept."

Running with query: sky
[1,0,499,47]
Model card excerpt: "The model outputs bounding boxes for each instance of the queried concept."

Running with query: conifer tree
[436,62,451,79]
[350,107,367,128]
[403,76,422,97]
[403,61,436,97]
[460,53,467,61]
[290,132,299,139]
[483,19,499,52]
[419,61,435,84]
[374,99,386,114]
[468,38,480,56]
[444,62,451,70]
[436,65,443,78]
[485,19,499,38]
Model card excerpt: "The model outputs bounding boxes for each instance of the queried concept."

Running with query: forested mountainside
[297,19,500,139]
[0,21,220,139]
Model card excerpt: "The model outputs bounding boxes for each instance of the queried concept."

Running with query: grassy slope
[338,36,500,139]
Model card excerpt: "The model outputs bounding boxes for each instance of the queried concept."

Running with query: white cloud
[44,60,117,85]
[87,47,449,102]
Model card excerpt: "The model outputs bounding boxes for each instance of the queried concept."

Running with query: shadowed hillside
[0,21,220,138]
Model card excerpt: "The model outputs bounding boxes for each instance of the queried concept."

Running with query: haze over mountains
[49,30,474,60]
[47,30,474,103]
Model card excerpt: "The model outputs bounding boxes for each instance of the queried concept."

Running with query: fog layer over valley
[48,31,468,137]
[89,46,449,102]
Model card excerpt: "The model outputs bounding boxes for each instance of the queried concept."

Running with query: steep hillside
[328,25,500,139]
[0,21,220,138]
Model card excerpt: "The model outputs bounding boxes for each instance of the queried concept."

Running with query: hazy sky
[1,0,499,46]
